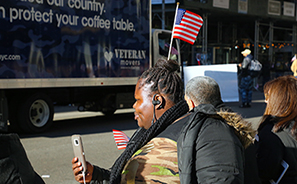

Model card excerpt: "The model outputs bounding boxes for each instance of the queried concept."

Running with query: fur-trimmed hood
[217,111,256,148]
[193,103,257,148]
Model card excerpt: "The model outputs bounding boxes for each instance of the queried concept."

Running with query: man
[177,76,256,184]
[238,48,253,107]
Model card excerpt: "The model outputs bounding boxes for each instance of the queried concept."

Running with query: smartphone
[270,160,289,184]
[71,134,87,173]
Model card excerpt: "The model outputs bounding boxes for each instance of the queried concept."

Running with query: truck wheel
[102,108,116,116]
[101,94,116,116]
[18,93,54,133]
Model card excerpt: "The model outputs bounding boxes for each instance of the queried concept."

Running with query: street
[0,0,293,183]
[19,111,138,184]
[18,91,266,184]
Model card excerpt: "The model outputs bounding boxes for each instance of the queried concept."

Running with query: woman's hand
[72,157,94,183]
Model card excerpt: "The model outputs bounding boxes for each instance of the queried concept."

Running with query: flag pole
[167,2,180,60]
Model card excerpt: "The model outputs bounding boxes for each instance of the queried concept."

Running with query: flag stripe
[185,10,203,22]
[174,25,199,37]
[175,21,201,35]
[173,28,197,40]
[185,16,203,24]
[178,22,201,33]
[173,34,195,44]
[173,32,196,42]
[112,129,130,150]
[180,19,202,28]
[177,23,200,33]
[172,8,203,45]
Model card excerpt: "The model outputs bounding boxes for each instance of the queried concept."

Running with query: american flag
[172,8,203,45]
[112,129,130,150]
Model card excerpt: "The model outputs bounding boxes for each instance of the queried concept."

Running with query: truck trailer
[0,0,180,133]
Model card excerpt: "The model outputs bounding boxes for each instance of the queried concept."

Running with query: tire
[18,93,54,133]
[102,108,116,116]
[101,94,116,116]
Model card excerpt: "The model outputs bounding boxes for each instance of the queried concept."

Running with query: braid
[139,58,184,103]
[109,100,189,184]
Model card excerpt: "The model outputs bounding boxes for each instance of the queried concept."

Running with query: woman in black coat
[256,75,297,184]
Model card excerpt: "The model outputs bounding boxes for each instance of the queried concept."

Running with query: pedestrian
[255,75,297,183]
[71,58,190,184]
[178,76,256,184]
[238,49,253,108]
[290,54,297,78]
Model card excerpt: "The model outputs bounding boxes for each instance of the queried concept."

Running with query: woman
[71,58,189,184]
[256,75,297,183]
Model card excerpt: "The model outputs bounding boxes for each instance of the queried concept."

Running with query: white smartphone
[71,134,87,173]
[270,160,289,184]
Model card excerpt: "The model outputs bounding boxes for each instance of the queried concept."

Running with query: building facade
[152,0,296,75]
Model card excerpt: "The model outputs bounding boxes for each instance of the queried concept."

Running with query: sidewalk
[225,91,266,130]
[54,91,266,129]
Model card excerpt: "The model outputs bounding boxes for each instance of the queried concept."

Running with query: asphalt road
[18,91,266,184]
[19,111,138,184]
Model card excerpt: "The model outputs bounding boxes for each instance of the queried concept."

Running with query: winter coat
[177,102,256,184]
[90,100,189,184]
[120,113,191,183]
[91,114,191,184]
[0,133,45,184]
[256,118,297,184]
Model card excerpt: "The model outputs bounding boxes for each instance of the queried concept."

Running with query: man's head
[185,76,222,110]
[241,49,251,57]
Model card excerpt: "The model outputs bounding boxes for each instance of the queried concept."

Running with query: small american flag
[172,8,203,45]
[112,129,130,150]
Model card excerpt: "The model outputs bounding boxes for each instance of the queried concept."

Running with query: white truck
[0,0,180,133]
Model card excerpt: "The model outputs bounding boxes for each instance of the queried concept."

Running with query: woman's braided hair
[138,57,184,103]
[109,57,188,183]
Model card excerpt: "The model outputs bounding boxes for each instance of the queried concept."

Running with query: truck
[0,0,181,133]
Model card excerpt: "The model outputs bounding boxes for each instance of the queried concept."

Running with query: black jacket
[0,133,45,184]
[256,118,297,184]
[177,102,256,184]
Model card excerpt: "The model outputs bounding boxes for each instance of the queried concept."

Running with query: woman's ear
[152,94,165,110]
